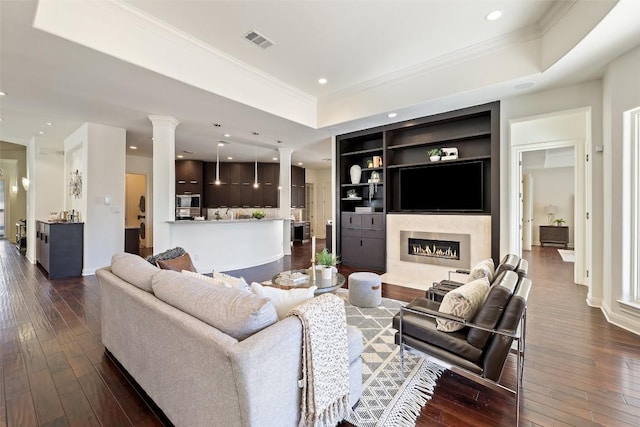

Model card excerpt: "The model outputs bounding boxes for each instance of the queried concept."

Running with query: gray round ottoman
[348,272,382,307]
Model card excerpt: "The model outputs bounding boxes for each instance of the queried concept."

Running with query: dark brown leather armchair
[393,270,531,423]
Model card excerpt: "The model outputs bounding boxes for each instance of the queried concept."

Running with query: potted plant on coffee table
[315,248,339,280]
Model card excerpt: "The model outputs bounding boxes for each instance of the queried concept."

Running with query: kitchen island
[167,218,286,272]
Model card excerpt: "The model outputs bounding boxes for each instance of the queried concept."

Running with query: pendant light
[253,153,259,188]
[215,147,221,185]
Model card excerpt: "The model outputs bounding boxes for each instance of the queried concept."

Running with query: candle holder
[310,259,316,282]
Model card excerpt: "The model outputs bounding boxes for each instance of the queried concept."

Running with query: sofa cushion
[213,271,250,292]
[467,258,495,283]
[152,270,278,341]
[346,325,364,365]
[157,253,196,272]
[111,252,160,292]
[250,282,316,320]
[437,277,490,332]
[181,270,232,288]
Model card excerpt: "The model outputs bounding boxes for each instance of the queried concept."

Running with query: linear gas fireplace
[400,231,470,268]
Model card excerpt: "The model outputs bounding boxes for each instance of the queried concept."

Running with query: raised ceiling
[1,0,639,168]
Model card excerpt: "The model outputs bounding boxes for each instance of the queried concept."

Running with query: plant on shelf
[428,148,443,162]
[553,218,566,226]
[252,209,266,219]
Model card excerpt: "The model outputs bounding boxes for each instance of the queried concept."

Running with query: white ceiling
[1,0,639,169]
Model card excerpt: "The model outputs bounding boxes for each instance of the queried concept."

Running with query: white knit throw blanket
[289,293,350,427]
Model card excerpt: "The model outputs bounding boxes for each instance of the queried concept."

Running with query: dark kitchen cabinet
[291,165,306,208]
[204,162,230,208]
[202,161,281,208]
[36,221,84,279]
[175,160,203,195]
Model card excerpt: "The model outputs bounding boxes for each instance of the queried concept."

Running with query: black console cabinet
[36,221,84,279]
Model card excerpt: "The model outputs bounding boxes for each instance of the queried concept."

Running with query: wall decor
[69,169,82,199]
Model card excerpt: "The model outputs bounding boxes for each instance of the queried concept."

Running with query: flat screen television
[399,161,484,212]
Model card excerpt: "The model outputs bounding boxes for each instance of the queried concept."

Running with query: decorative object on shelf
[373,156,383,168]
[69,170,82,198]
[367,159,374,168]
[553,218,565,226]
[346,189,359,199]
[545,205,558,224]
[368,171,381,202]
[428,148,443,162]
[350,164,362,184]
[252,209,266,219]
[441,147,459,161]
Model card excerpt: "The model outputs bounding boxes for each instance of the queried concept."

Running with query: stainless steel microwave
[176,194,201,208]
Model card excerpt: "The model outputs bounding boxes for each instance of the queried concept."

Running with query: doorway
[125,174,147,248]
[510,107,592,287]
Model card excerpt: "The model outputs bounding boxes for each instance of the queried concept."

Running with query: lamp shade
[21,177,30,191]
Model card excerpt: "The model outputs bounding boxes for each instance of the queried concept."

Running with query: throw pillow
[181,270,232,288]
[157,253,196,272]
[152,270,278,341]
[213,271,250,292]
[250,282,317,320]
[437,277,490,332]
[145,247,186,266]
[466,258,495,283]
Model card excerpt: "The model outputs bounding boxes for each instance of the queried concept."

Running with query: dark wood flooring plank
[58,388,101,427]
[77,371,133,427]
[28,369,65,425]
[5,392,38,427]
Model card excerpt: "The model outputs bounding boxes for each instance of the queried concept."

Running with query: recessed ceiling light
[39,131,44,135]
[387,112,397,118]
[177,154,184,159]
[129,146,137,150]
[227,156,233,160]
[318,78,328,85]
[297,162,303,166]
[252,131,260,136]
[46,122,53,126]
[485,10,502,21]
[217,142,226,147]
[224,133,231,138]
[272,157,278,161]
[0,91,6,96]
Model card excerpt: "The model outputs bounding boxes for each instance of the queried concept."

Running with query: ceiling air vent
[244,30,274,49]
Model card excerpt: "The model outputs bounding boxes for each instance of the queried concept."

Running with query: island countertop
[167,218,286,272]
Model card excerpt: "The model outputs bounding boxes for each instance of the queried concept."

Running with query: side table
[539,225,569,248]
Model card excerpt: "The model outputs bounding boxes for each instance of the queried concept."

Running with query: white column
[25,137,37,264]
[279,147,293,255]
[149,115,179,253]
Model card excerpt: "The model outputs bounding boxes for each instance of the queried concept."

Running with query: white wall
[526,166,575,246]
[502,80,603,301]
[601,45,640,333]
[126,154,153,247]
[64,123,126,274]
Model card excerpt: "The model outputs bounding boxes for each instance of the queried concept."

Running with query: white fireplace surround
[383,214,491,291]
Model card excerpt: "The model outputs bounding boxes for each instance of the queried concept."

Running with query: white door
[523,173,533,251]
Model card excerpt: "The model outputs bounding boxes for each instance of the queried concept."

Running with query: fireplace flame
[411,244,458,260]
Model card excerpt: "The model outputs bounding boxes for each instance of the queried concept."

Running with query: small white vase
[321,267,333,280]
[350,165,362,184]
[430,156,441,162]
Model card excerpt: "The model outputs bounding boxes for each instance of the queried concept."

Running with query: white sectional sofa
[97,253,363,427]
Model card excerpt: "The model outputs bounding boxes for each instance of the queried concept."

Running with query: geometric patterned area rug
[335,289,445,426]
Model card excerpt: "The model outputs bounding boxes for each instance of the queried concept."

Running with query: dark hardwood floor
[1,239,639,426]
